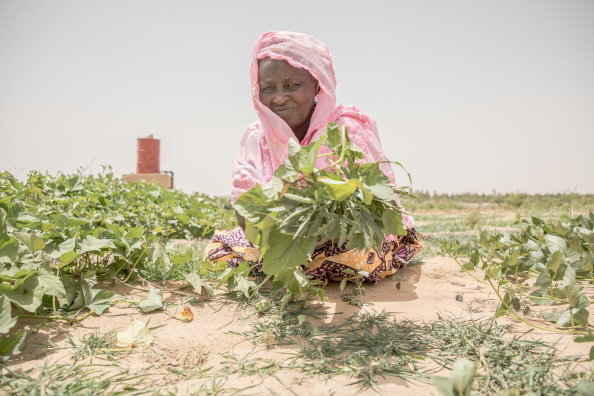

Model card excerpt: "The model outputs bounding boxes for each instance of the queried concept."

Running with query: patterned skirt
[204,227,422,284]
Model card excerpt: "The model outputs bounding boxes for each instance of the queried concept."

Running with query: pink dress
[205,31,422,283]
[231,31,414,230]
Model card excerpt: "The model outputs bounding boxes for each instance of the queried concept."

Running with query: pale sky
[1,0,593,196]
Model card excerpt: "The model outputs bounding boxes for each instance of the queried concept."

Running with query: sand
[6,255,592,395]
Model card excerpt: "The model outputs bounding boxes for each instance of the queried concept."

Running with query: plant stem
[17,311,94,323]
[123,247,147,283]
[448,251,590,336]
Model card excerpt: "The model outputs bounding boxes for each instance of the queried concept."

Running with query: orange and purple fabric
[204,226,422,284]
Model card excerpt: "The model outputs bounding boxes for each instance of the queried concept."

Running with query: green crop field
[1,170,592,395]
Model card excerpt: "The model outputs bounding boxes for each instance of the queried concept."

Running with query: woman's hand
[235,211,246,230]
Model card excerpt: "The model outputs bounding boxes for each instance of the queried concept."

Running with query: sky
[1,0,593,196]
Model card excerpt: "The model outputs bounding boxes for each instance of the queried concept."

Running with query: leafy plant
[443,214,593,338]
[0,169,235,355]
[234,123,410,303]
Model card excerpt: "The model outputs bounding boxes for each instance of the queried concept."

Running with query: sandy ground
[7,255,593,395]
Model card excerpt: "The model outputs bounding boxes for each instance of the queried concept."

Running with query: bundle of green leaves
[234,123,410,301]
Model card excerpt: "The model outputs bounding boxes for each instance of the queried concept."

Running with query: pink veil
[231,31,414,228]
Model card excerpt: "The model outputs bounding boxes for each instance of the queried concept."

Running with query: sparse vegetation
[1,167,593,395]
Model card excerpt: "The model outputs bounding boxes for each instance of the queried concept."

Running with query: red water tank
[137,135,160,174]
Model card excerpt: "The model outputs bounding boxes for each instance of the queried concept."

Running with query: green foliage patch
[234,123,409,303]
[0,169,234,358]
[443,213,594,359]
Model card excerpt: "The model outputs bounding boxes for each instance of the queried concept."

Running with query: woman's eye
[261,87,273,93]
[287,83,299,89]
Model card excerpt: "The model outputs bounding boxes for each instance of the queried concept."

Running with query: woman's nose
[272,93,288,106]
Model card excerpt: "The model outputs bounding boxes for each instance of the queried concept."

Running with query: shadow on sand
[309,260,425,322]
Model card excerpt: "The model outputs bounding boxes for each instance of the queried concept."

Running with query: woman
[206,31,421,283]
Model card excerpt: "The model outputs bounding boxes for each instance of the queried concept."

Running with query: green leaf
[381,209,406,236]
[37,264,67,300]
[287,134,326,175]
[171,250,192,266]
[86,289,115,315]
[325,122,342,150]
[16,213,39,223]
[469,250,480,266]
[244,222,261,246]
[545,250,563,276]
[261,232,314,275]
[79,235,114,253]
[262,176,284,199]
[576,378,594,394]
[279,290,292,311]
[496,292,511,318]
[433,358,476,396]
[58,251,80,266]
[283,193,314,204]
[0,208,7,239]
[574,333,594,343]
[234,185,270,224]
[0,295,17,334]
[124,227,143,239]
[233,274,257,298]
[318,178,359,201]
[571,308,590,326]
[552,308,590,327]
[511,296,521,311]
[48,238,76,259]
[138,287,163,313]
[276,268,309,295]
[563,284,590,309]
[216,267,236,288]
[577,227,594,244]
[339,278,347,292]
[274,163,298,181]
[184,272,213,297]
[562,264,576,286]
[287,138,301,156]
[544,234,566,253]
[14,231,46,252]
[450,359,476,396]
[0,238,19,265]
[0,330,26,361]
[433,377,455,396]
[529,290,555,306]
[359,162,399,201]
[541,309,564,323]
[534,270,552,290]
[5,280,45,312]
[359,185,373,205]
[346,142,365,159]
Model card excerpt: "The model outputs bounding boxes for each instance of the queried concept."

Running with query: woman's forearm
[236,211,246,230]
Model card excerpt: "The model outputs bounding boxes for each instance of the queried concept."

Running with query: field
[1,171,593,395]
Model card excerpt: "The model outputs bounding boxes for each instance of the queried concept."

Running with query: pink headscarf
[232,31,414,228]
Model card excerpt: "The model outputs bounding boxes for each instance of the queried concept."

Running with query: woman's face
[258,58,319,134]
